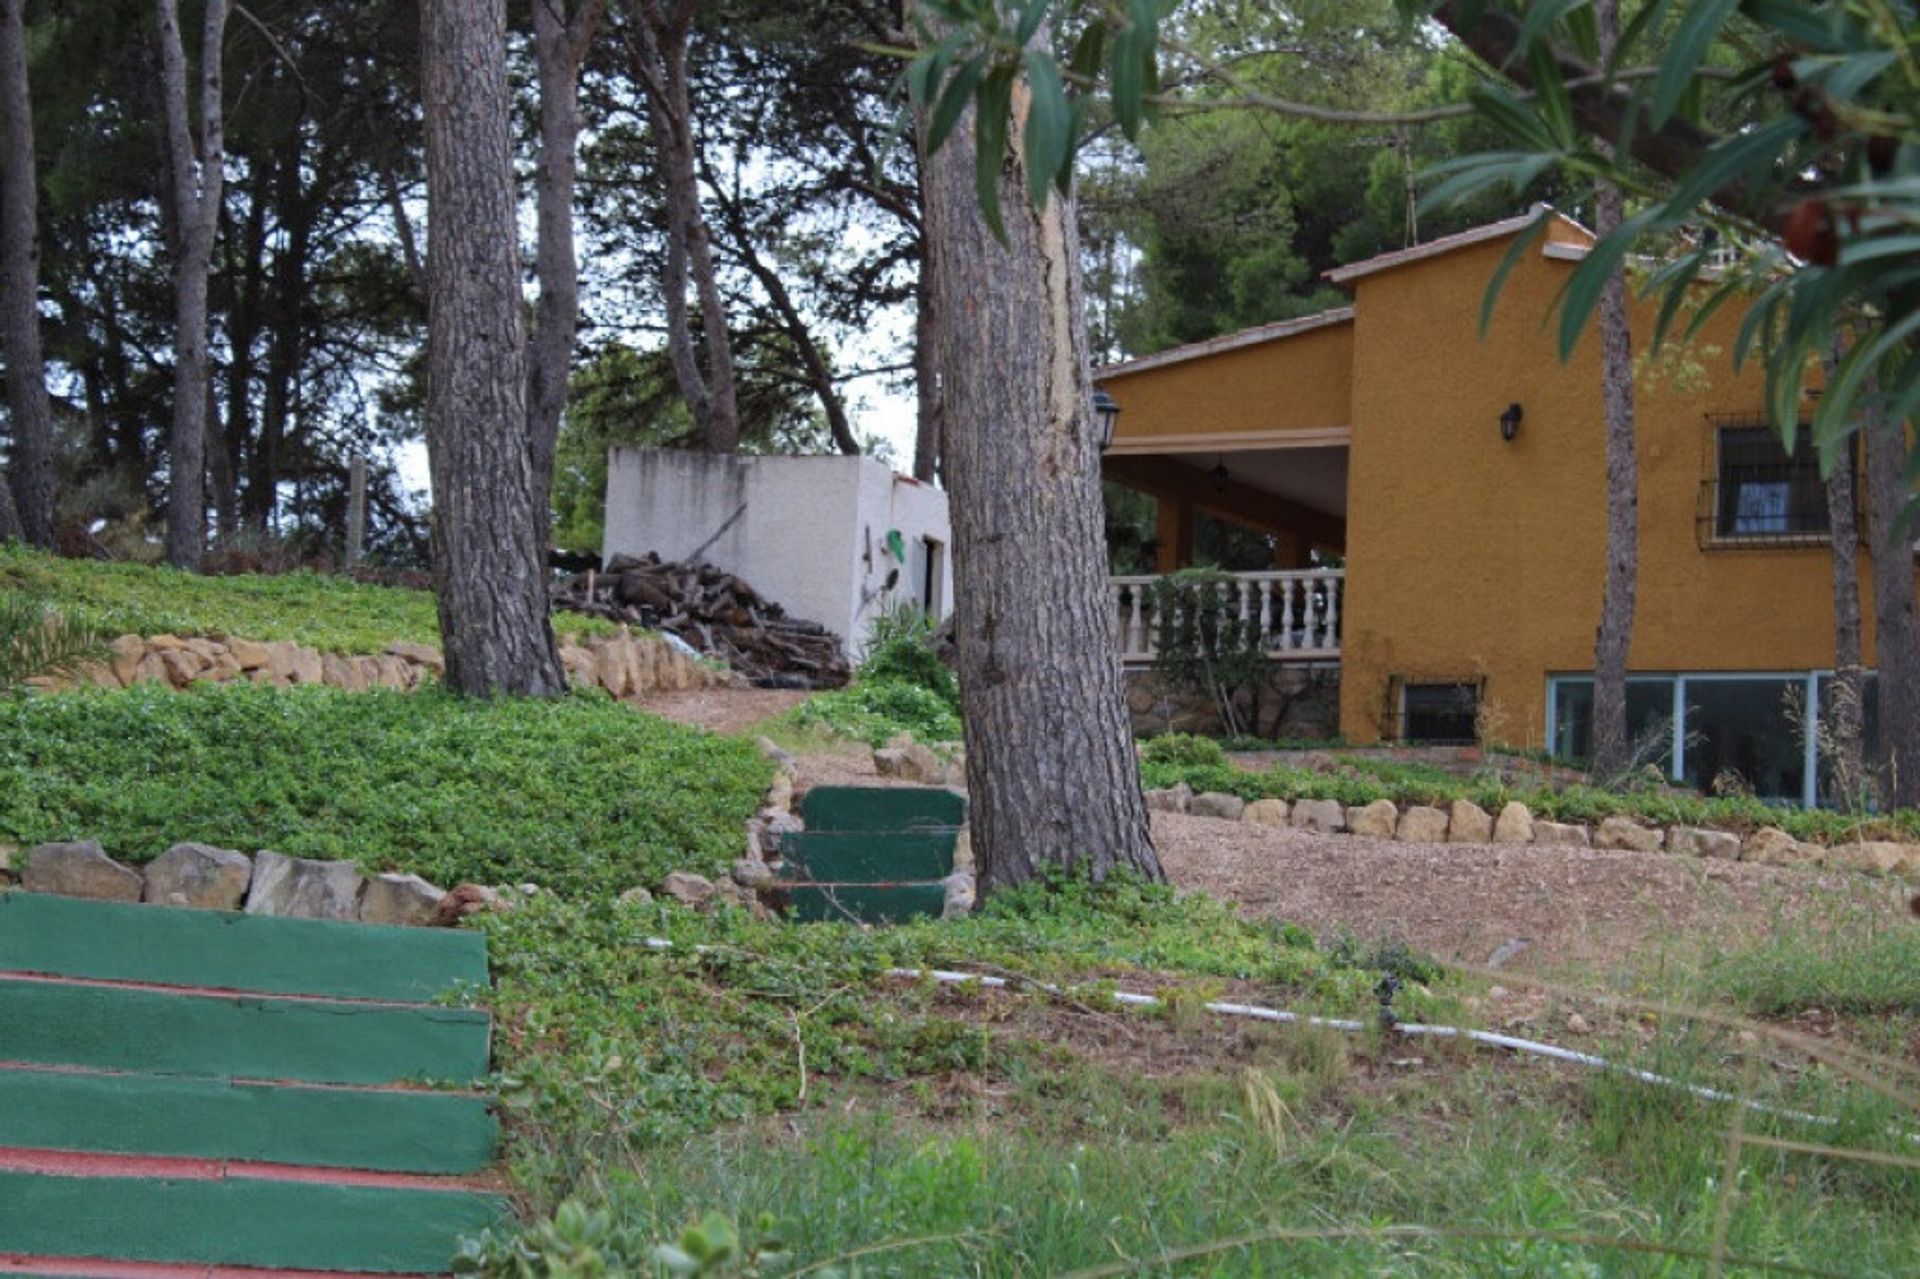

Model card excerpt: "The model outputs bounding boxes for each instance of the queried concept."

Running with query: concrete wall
[603,449,951,657]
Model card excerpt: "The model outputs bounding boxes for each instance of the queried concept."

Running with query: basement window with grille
[1398,681,1481,745]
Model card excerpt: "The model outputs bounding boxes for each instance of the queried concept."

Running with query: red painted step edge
[2,1255,437,1277]
[0,1147,496,1195]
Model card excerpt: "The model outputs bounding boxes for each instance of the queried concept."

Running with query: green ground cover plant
[0,546,609,654]
[1139,757,1920,847]
[783,609,963,747]
[477,874,1421,1206]
[472,881,1920,1277]
[0,683,769,894]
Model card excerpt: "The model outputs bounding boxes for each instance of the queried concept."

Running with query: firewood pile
[551,552,851,688]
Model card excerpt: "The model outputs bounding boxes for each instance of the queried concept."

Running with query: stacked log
[551,553,850,688]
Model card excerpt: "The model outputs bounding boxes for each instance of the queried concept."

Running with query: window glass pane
[1403,684,1478,744]
[1551,677,1674,770]
[1715,425,1829,538]
[1682,678,1805,801]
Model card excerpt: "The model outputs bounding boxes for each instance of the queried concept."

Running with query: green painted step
[0,979,490,1086]
[0,1172,506,1274]
[785,883,948,925]
[779,831,956,883]
[0,1066,498,1175]
[798,785,966,833]
[0,893,487,1004]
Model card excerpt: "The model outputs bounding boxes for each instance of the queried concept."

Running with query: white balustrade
[1109,569,1344,663]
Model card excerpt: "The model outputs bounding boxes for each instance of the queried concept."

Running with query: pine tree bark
[1823,345,1867,804]
[527,0,606,526]
[1864,413,1920,809]
[0,0,55,547]
[422,0,567,696]
[1588,0,1639,781]
[919,47,1161,894]
[626,0,738,453]
[156,0,228,571]
[912,264,942,483]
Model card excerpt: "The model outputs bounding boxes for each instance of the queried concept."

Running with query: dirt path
[1149,812,1910,973]
[651,690,1912,974]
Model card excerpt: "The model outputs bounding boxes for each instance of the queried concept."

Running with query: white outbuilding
[602,448,952,660]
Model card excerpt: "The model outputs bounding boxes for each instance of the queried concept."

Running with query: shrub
[856,605,957,707]
[1139,733,1227,769]
[790,680,962,747]
[0,595,107,693]
[0,683,770,894]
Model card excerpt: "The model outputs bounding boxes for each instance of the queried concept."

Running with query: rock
[385,641,444,673]
[1825,841,1909,877]
[287,646,324,686]
[1190,791,1246,821]
[618,886,654,906]
[227,637,272,671]
[1290,798,1347,834]
[183,638,222,663]
[1395,805,1449,843]
[873,741,944,784]
[1531,820,1591,847]
[1744,826,1818,867]
[1565,1012,1592,1035]
[321,652,365,693]
[157,647,205,688]
[142,842,253,909]
[941,870,975,919]
[1143,783,1193,814]
[764,770,796,814]
[755,736,799,771]
[244,850,365,921]
[21,841,142,902]
[433,883,506,925]
[1447,799,1493,844]
[1595,815,1665,853]
[952,825,975,873]
[359,873,447,927]
[1668,826,1740,860]
[1242,798,1290,826]
[752,808,803,861]
[731,858,775,890]
[263,641,300,684]
[108,635,145,685]
[1492,802,1534,845]
[128,651,170,686]
[662,870,717,906]
[1346,799,1399,839]
[146,633,187,651]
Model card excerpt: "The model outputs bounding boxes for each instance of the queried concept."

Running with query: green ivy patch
[0,683,769,894]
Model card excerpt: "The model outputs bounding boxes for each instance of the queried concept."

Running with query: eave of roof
[1094,307,1355,380]
[1323,203,1594,284]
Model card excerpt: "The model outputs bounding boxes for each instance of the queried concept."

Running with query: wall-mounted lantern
[1092,387,1121,452]
[1210,455,1230,492]
[1499,402,1525,442]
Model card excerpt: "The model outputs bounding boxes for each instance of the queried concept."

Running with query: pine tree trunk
[1823,346,1867,805]
[527,0,605,526]
[630,1,739,453]
[0,0,55,547]
[156,0,228,571]
[912,264,942,483]
[1588,0,1638,782]
[1864,415,1920,809]
[919,53,1160,894]
[422,0,567,697]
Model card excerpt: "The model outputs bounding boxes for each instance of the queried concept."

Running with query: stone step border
[1143,783,1920,886]
[28,626,730,697]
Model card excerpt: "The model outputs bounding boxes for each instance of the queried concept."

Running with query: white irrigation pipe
[639,938,1914,1139]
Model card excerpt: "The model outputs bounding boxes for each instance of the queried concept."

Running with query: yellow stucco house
[1096,206,1918,806]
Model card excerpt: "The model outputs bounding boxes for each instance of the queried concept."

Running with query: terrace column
[1154,497,1194,573]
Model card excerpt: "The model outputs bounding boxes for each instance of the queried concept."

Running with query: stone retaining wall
[1144,784,1920,885]
[35,627,731,697]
